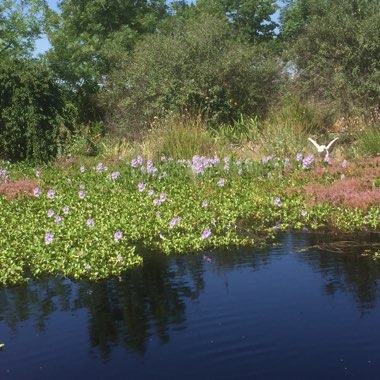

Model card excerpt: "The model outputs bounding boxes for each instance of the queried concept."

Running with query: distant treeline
[0,0,379,162]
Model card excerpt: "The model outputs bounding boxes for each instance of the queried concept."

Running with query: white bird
[308,137,339,159]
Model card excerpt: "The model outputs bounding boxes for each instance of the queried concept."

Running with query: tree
[0,0,47,58]
[280,0,380,114]
[102,13,280,134]
[47,0,167,121]
[196,0,278,44]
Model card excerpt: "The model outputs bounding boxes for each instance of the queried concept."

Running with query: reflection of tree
[294,232,380,311]
[0,253,205,359]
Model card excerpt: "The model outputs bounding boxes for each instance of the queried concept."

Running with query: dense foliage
[0,59,64,162]
[103,13,279,134]
[1,154,379,286]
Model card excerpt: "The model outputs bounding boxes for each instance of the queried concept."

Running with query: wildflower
[116,254,123,263]
[33,188,41,197]
[138,183,145,192]
[342,159,347,169]
[79,184,85,190]
[284,158,290,166]
[218,178,225,187]
[169,217,181,229]
[324,155,331,164]
[148,189,155,197]
[201,228,212,240]
[47,209,55,218]
[35,170,40,177]
[340,174,345,180]
[302,154,314,169]
[55,216,62,224]
[85,263,91,270]
[87,218,95,227]
[238,168,243,176]
[161,155,167,161]
[137,155,143,165]
[44,231,54,245]
[63,206,70,214]
[301,210,308,217]
[80,166,86,173]
[153,198,162,206]
[202,200,208,208]
[296,153,303,161]
[114,230,123,242]
[131,159,138,168]
[274,197,282,207]
[79,190,86,199]
[47,189,55,199]
[96,163,103,172]
[111,171,120,180]
[159,193,167,201]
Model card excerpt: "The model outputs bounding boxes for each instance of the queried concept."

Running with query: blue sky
[34,0,282,55]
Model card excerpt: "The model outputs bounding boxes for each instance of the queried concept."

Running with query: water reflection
[1,233,380,360]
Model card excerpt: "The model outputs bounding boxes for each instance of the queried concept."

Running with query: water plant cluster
[0,154,379,286]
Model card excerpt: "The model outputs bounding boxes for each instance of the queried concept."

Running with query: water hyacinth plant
[0,154,379,286]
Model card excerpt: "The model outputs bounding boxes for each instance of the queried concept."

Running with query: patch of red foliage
[303,157,380,209]
[0,179,39,200]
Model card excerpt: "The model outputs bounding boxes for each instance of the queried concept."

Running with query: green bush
[358,128,380,157]
[0,59,64,162]
[102,13,280,135]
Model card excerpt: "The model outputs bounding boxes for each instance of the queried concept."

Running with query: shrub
[358,128,380,157]
[0,59,64,162]
[102,13,280,136]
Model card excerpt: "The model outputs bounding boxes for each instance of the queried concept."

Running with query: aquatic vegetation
[0,154,379,286]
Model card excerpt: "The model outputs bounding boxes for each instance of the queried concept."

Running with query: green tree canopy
[280,0,380,114]
[0,0,47,58]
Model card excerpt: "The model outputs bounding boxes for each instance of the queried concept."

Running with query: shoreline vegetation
[1,147,379,287]
[1,1,379,286]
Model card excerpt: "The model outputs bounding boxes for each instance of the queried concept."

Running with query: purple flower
[137,155,143,165]
[63,206,69,214]
[96,163,103,172]
[33,187,41,197]
[202,200,208,208]
[138,183,145,192]
[274,197,282,207]
[79,190,86,199]
[80,166,86,173]
[44,231,54,245]
[302,154,314,169]
[47,209,55,218]
[55,216,62,224]
[131,159,138,168]
[296,153,303,161]
[342,159,347,169]
[201,227,212,240]
[153,198,162,206]
[159,193,167,201]
[217,178,225,187]
[169,217,181,229]
[114,230,123,242]
[148,189,155,196]
[324,155,331,164]
[47,189,55,199]
[87,218,95,227]
[111,171,120,180]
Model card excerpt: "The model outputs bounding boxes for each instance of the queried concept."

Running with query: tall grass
[358,128,380,157]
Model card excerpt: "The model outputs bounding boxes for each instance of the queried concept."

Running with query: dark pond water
[1,233,380,380]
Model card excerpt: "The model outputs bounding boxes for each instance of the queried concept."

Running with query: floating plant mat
[296,232,380,256]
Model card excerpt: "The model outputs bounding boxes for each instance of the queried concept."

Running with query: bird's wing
[308,138,320,150]
[326,137,339,150]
